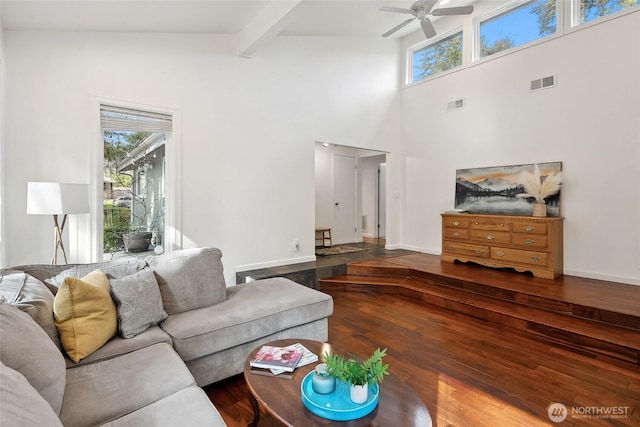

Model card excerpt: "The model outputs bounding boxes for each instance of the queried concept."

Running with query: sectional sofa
[0,247,334,426]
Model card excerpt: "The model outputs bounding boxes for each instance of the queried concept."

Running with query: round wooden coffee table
[243,339,432,427]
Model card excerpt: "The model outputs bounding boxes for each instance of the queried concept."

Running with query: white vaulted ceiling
[1,0,478,38]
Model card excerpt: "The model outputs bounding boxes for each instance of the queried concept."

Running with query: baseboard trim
[236,255,316,272]
[562,269,640,286]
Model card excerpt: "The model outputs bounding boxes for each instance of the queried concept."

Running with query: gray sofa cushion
[0,304,66,415]
[146,247,227,315]
[61,343,196,427]
[44,258,148,294]
[100,387,226,427]
[110,269,168,338]
[65,325,172,368]
[0,270,60,349]
[0,361,63,427]
[160,277,334,361]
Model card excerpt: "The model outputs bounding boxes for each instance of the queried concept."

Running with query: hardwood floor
[205,257,640,426]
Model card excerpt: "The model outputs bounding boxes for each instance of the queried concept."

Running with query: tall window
[477,0,557,59]
[575,0,639,25]
[409,29,463,84]
[101,105,171,258]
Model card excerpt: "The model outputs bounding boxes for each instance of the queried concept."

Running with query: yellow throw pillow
[53,270,117,363]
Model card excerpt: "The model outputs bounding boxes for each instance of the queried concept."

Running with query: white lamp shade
[27,182,90,215]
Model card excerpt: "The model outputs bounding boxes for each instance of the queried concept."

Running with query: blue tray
[300,372,379,421]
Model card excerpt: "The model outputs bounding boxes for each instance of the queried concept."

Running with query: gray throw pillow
[0,270,61,349]
[109,269,168,339]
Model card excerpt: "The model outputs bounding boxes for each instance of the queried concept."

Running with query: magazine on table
[268,343,318,375]
[250,344,304,372]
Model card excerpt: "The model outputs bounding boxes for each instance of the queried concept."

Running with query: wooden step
[408,269,640,331]
[321,273,640,366]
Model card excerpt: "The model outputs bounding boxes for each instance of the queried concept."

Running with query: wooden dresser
[441,213,563,279]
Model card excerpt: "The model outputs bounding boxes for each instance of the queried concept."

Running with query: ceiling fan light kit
[380,0,474,39]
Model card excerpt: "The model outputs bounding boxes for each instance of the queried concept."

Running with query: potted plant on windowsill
[516,163,563,217]
[321,347,389,404]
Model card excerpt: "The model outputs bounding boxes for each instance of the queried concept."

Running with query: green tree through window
[412,31,463,83]
[479,0,556,59]
[580,0,638,23]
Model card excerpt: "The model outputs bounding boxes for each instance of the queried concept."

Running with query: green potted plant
[321,347,389,404]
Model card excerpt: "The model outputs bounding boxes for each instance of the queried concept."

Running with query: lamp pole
[52,214,69,265]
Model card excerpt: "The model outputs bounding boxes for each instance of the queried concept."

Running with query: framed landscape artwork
[454,162,562,216]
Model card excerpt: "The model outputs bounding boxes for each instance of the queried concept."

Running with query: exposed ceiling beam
[236,0,303,58]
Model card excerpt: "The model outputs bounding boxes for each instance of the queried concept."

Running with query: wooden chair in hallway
[315,228,332,247]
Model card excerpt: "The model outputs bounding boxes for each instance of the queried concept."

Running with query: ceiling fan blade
[421,18,437,38]
[382,18,416,37]
[379,6,416,15]
[431,6,474,16]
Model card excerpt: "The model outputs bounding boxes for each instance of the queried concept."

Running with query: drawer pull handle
[486,234,493,241]
[453,221,460,226]
[449,246,456,251]
[524,226,534,232]
[475,249,484,255]
[500,223,504,227]
[453,232,460,237]
[524,239,534,245]
[496,251,505,257]
[531,256,541,262]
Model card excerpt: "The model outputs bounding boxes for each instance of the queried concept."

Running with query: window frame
[473,0,561,62]
[406,26,465,86]
[91,97,182,261]
[570,0,639,29]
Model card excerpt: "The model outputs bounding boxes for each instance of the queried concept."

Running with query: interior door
[333,155,357,244]
[378,162,387,239]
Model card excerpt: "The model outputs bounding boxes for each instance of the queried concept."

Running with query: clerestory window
[574,0,639,26]
[408,29,463,84]
[476,0,557,60]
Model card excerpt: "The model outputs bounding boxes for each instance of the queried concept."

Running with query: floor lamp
[27,182,90,265]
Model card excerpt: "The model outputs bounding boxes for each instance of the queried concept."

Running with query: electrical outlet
[294,239,300,252]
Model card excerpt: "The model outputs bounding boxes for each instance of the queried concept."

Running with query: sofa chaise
[0,247,334,426]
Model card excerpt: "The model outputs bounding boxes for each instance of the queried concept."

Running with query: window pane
[579,0,639,24]
[479,0,556,59]
[411,31,463,83]
[103,130,166,257]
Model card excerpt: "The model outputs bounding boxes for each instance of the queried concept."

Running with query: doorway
[314,143,388,248]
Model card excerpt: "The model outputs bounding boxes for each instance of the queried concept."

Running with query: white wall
[2,10,638,286]
[0,6,5,267]
[399,11,640,284]
[2,32,400,286]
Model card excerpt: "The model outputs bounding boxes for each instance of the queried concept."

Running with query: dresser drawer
[511,233,548,250]
[443,216,470,228]
[443,241,489,258]
[444,228,469,240]
[512,222,548,235]
[470,218,511,232]
[491,247,548,267]
[470,230,511,245]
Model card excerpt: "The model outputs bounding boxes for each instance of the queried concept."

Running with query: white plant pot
[350,383,368,404]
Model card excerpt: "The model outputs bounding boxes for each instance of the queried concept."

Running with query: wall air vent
[447,98,465,111]
[530,74,556,91]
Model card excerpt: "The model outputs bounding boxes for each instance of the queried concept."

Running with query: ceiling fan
[380,0,474,39]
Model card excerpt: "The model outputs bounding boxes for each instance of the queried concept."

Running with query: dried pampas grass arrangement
[516,164,563,204]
